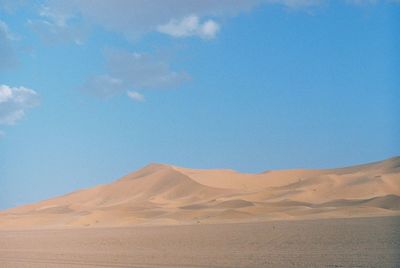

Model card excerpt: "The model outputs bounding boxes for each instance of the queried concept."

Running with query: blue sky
[0,0,399,209]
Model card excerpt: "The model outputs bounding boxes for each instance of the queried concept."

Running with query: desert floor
[0,216,399,268]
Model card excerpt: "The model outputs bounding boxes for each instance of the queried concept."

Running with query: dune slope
[0,157,399,228]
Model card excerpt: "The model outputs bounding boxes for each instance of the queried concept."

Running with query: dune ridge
[0,157,399,229]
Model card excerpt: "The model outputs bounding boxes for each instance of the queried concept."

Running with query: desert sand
[0,216,399,267]
[0,157,399,228]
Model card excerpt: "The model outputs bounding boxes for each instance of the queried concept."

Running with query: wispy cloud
[127,91,145,102]
[0,85,40,125]
[9,0,400,45]
[105,50,190,89]
[0,20,18,70]
[28,5,88,45]
[158,15,219,39]
[81,75,125,99]
[0,20,16,39]
[82,49,189,100]
[38,0,268,40]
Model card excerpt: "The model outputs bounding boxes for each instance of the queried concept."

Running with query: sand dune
[0,157,399,229]
[319,194,400,210]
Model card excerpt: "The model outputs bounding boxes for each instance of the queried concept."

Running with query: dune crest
[0,157,399,229]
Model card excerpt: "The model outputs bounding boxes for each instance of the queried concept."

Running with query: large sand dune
[0,157,399,229]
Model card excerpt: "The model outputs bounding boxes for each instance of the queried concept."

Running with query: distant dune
[0,157,399,229]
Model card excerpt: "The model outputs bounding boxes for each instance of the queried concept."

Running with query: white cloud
[158,15,219,39]
[127,91,145,102]
[82,49,189,99]
[37,0,329,42]
[201,20,220,39]
[15,0,398,44]
[0,85,40,125]
[40,0,271,40]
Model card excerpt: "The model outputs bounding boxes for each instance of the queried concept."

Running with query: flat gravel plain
[0,216,399,268]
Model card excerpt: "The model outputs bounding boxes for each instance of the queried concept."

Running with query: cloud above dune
[37,0,257,40]
[0,85,40,125]
[4,0,398,44]
[82,49,189,99]
[3,0,398,105]
[35,0,326,41]
[30,0,396,103]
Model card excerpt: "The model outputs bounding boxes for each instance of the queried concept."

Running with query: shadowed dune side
[317,194,400,210]
[0,157,399,228]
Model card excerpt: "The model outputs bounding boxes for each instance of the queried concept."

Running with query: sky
[0,0,399,209]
